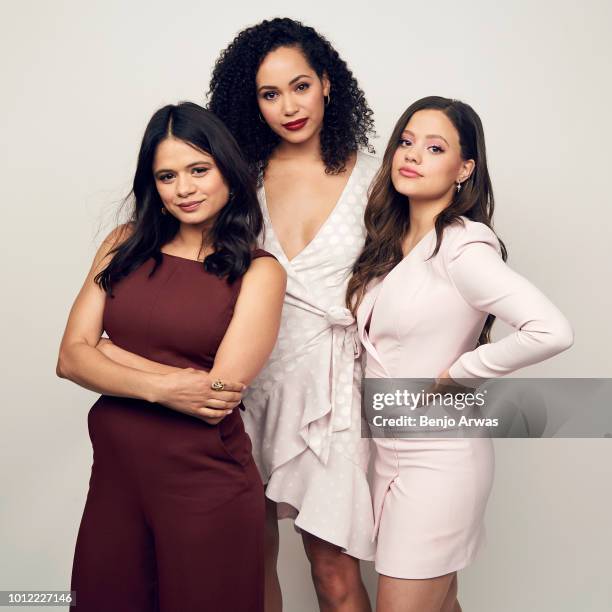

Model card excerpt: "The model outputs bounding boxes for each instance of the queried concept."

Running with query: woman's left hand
[436,369,455,385]
[437,368,451,380]
[426,369,466,398]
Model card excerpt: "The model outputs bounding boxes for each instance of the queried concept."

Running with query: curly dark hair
[207,17,375,175]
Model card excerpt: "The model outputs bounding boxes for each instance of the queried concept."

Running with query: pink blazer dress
[356,217,573,579]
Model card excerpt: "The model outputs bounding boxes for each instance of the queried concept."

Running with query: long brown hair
[346,96,507,346]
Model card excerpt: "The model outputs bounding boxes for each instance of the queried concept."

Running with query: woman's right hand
[153,368,245,425]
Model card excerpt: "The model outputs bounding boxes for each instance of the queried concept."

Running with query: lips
[282,118,308,131]
[177,200,203,212]
[399,167,423,178]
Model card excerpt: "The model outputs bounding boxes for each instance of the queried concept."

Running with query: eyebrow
[154,161,212,174]
[257,74,313,92]
[402,130,450,146]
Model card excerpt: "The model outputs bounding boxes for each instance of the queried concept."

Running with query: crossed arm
[95,256,286,423]
[56,226,286,424]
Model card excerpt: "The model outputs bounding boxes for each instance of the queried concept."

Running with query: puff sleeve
[445,222,574,386]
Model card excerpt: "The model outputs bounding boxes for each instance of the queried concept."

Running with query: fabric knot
[324,306,355,327]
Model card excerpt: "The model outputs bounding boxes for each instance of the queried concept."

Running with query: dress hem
[265,489,376,562]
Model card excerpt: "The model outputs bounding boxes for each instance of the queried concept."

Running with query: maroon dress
[70,250,273,612]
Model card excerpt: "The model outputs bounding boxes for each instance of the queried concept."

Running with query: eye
[262,91,277,100]
[192,167,209,176]
[428,145,444,154]
[399,138,412,147]
[158,173,174,182]
[296,82,310,92]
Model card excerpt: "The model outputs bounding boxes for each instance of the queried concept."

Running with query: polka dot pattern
[241,151,380,559]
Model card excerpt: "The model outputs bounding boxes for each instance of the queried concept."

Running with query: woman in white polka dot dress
[208,18,379,611]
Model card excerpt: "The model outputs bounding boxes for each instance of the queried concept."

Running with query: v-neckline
[364,226,436,334]
[400,226,436,261]
[260,151,361,264]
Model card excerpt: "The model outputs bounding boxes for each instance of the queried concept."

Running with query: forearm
[208,357,262,389]
[101,342,181,375]
[57,342,161,402]
[209,316,281,386]
[448,314,573,382]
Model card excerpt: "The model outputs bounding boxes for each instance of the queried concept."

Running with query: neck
[407,193,453,234]
[173,223,213,257]
[272,130,322,163]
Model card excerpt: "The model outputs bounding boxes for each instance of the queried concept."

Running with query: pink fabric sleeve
[445,222,574,386]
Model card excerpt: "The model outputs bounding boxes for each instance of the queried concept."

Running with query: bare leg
[440,572,461,612]
[376,571,457,612]
[440,573,461,612]
[301,531,371,612]
[264,497,282,612]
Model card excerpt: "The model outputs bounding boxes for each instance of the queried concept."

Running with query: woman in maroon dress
[56,102,286,612]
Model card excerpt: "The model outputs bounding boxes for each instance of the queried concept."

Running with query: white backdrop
[1,1,611,610]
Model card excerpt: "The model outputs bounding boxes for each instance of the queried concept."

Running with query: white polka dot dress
[242,151,380,560]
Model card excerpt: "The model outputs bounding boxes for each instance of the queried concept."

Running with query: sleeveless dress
[242,150,379,560]
[70,249,274,612]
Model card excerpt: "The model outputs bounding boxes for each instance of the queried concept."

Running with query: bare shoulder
[91,222,135,274]
[101,222,135,250]
[236,255,286,312]
[244,255,286,285]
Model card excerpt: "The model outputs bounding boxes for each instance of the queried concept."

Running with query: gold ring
[211,379,225,391]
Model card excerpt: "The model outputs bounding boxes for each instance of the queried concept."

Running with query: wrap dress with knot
[242,150,380,560]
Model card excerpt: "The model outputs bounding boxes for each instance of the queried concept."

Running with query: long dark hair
[207,17,375,175]
[95,102,263,291]
[347,96,507,346]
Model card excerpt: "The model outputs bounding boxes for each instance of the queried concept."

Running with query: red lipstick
[282,118,308,131]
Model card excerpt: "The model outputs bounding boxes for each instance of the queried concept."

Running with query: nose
[175,173,196,198]
[282,93,299,116]
[404,147,421,164]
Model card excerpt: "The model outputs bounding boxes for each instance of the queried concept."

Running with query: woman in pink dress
[347,96,574,611]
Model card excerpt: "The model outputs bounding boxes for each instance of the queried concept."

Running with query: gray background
[1,0,611,610]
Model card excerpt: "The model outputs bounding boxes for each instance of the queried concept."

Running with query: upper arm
[444,222,522,321]
[444,222,573,382]
[211,256,287,385]
[59,224,133,351]
[444,222,572,338]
